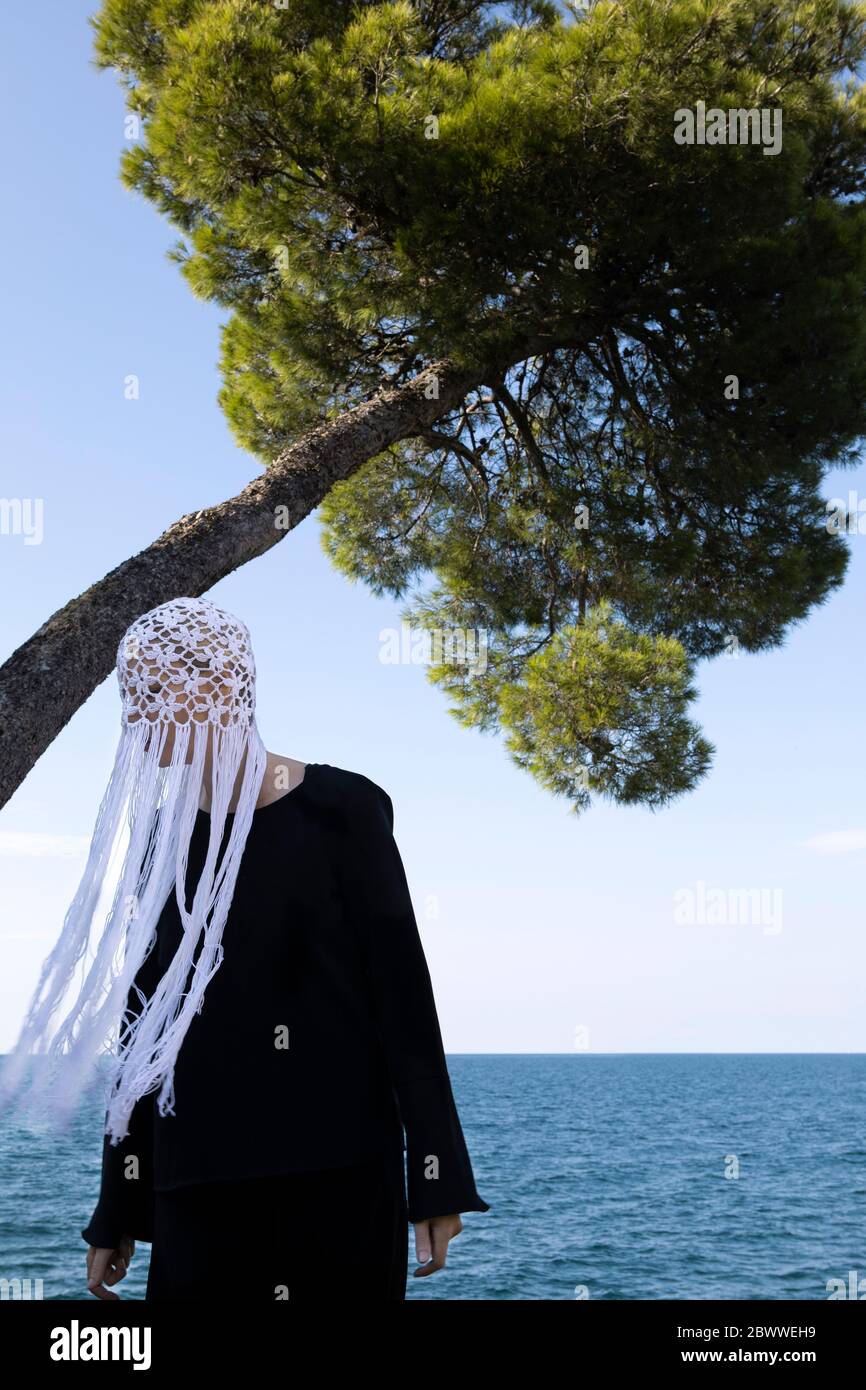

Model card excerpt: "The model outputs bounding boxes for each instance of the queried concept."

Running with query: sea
[1,1053,864,1301]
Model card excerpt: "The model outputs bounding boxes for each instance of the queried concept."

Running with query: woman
[2,596,489,1301]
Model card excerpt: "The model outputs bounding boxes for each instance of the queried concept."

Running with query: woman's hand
[412,1214,463,1277]
[86,1237,135,1299]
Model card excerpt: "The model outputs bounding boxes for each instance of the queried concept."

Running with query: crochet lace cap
[118,596,257,728]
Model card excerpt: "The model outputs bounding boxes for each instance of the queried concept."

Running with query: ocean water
[1,1053,864,1301]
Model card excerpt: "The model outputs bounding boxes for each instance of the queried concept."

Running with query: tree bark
[0,354,495,809]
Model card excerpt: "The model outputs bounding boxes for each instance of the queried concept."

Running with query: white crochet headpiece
[0,596,268,1144]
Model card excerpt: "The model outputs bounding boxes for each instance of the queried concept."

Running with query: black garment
[82,763,490,1251]
[144,1147,409,1302]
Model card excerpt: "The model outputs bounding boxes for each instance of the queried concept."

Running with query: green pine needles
[93,0,866,811]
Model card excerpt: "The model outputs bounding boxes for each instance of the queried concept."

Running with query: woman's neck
[198,750,306,813]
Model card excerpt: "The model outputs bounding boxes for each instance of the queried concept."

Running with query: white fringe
[0,597,269,1146]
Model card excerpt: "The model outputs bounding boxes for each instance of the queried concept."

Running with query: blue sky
[1,1,864,1054]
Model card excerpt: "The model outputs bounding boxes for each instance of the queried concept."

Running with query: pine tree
[5,0,866,810]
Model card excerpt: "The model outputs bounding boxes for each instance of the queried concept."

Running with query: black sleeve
[342,778,491,1224]
[80,941,160,1248]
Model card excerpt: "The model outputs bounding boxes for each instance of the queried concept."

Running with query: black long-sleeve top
[81,763,490,1248]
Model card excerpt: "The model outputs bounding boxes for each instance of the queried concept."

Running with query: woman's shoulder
[305,762,392,814]
[301,764,395,840]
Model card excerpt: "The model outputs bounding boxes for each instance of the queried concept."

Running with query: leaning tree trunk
[0,353,502,809]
